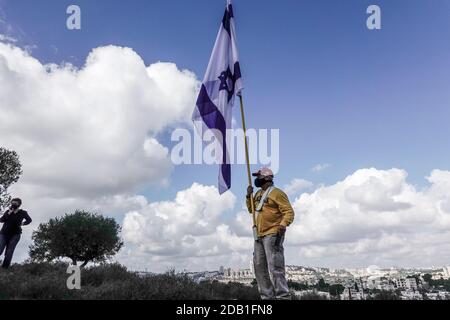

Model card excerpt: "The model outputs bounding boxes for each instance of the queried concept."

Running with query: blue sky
[1,0,450,206]
[2,0,450,270]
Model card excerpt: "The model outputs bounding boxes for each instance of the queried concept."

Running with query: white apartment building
[366,276,395,291]
[341,288,365,300]
[426,291,448,300]
[442,266,450,280]
[405,278,418,291]
[220,268,254,285]
[393,277,418,290]
[400,290,423,300]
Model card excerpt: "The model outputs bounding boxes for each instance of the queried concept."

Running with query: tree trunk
[80,260,89,268]
[72,259,77,266]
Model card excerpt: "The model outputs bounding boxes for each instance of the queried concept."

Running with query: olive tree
[0,147,22,211]
[30,210,123,267]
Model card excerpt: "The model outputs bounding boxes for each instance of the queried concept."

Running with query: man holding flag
[192,1,295,300]
[247,168,295,300]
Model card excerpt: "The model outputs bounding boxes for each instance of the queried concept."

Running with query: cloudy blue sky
[1,0,450,272]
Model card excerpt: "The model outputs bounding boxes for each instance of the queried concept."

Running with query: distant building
[400,290,423,300]
[179,264,450,299]
[442,266,450,280]
[426,291,449,300]
[294,290,330,300]
[341,287,364,300]
[366,276,393,291]
[219,267,254,285]
[405,278,418,291]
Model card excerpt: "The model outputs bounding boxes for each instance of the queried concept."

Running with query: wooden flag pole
[239,94,258,241]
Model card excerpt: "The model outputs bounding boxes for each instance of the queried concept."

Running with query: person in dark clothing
[0,198,32,269]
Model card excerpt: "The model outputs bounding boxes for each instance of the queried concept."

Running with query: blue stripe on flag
[233,62,242,85]
[196,85,231,193]
[222,4,234,36]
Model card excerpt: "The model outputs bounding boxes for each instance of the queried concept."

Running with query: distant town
[173,264,450,300]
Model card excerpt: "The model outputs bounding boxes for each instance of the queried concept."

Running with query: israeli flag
[192,0,243,194]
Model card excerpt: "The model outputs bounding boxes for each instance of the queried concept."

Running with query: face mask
[254,178,266,188]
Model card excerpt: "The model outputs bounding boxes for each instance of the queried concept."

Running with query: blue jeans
[0,233,21,269]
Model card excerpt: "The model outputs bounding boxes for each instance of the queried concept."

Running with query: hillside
[0,263,260,300]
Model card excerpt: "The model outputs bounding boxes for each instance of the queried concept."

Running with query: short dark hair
[11,198,22,206]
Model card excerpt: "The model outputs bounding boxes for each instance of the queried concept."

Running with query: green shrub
[82,263,132,286]
[298,292,329,300]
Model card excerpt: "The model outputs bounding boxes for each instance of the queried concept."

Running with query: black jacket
[0,209,32,236]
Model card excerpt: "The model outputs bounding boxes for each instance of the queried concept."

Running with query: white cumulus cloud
[283,178,314,197]
[286,168,450,268]
[312,163,331,172]
[0,42,199,199]
[121,183,252,272]
[0,40,200,264]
